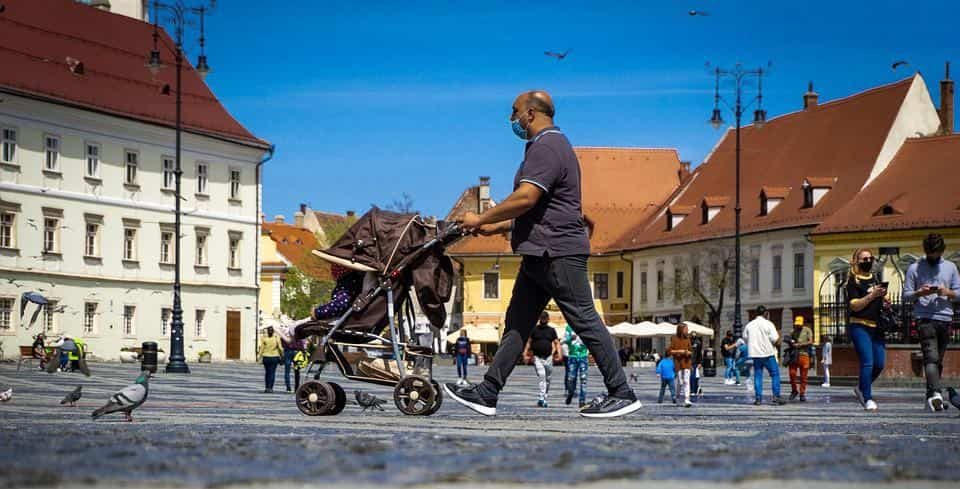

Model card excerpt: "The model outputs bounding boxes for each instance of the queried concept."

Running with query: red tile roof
[615,76,918,250]
[262,222,332,281]
[761,186,791,199]
[448,147,683,255]
[813,135,960,234]
[0,0,268,148]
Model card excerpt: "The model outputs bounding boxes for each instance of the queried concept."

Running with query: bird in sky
[891,60,909,70]
[544,49,572,61]
[688,10,710,16]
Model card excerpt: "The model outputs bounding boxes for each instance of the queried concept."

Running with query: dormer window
[700,197,728,224]
[666,205,694,231]
[801,177,835,208]
[760,186,789,216]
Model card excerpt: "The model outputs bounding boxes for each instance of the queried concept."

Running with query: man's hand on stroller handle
[457,212,511,236]
[455,182,542,235]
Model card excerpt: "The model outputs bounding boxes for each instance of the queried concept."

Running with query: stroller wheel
[328,382,347,415]
[423,380,443,416]
[296,381,336,416]
[393,375,437,416]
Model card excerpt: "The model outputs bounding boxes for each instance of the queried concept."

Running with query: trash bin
[141,341,158,373]
[702,347,717,377]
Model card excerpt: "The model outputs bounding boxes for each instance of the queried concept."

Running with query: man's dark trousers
[482,255,630,398]
[918,319,951,397]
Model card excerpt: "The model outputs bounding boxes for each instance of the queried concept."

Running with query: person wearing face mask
[447,90,640,418]
[903,233,960,412]
[846,248,887,411]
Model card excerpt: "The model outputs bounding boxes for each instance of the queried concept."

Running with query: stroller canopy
[314,207,435,273]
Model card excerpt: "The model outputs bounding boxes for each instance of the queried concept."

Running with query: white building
[614,76,941,343]
[0,0,271,361]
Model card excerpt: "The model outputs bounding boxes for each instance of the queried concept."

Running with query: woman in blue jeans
[846,248,887,412]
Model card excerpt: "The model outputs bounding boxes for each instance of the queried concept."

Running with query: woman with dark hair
[668,323,693,407]
[846,248,887,411]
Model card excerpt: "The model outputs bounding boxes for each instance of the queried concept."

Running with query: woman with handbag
[846,248,888,411]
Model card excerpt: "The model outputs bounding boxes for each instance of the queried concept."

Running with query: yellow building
[811,134,960,379]
[447,148,686,336]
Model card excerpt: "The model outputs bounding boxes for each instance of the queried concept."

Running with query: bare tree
[667,241,749,339]
[382,193,417,214]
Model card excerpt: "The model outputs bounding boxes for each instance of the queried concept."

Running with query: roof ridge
[904,134,960,143]
[575,146,679,152]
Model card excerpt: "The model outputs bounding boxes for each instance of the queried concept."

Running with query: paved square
[1,361,958,488]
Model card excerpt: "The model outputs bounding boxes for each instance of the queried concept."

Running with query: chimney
[803,81,818,110]
[940,61,954,135]
[274,215,285,224]
[346,210,356,217]
[299,203,308,214]
[478,176,491,212]
[89,0,111,11]
[293,211,304,227]
[678,161,692,182]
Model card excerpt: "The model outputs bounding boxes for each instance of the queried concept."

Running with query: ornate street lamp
[147,0,216,374]
[707,62,770,338]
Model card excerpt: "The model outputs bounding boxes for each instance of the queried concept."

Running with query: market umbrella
[447,323,501,344]
[682,320,715,337]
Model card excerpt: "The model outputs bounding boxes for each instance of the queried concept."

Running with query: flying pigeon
[544,49,572,61]
[947,387,960,412]
[0,388,11,402]
[629,373,640,383]
[354,390,386,413]
[92,371,150,422]
[891,60,909,70]
[688,10,710,16]
[20,291,48,329]
[61,385,82,407]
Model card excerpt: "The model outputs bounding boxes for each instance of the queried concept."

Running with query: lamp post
[147,0,215,374]
[707,62,769,338]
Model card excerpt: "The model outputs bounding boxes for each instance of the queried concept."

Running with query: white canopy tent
[608,321,714,338]
[446,323,501,344]
[682,321,715,337]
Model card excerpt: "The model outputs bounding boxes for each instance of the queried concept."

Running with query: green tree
[281,267,334,320]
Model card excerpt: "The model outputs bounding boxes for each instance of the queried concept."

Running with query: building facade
[0,0,270,361]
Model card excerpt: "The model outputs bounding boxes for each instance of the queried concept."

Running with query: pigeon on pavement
[354,390,386,413]
[0,388,11,402]
[947,387,960,412]
[92,371,150,422]
[61,385,82,407]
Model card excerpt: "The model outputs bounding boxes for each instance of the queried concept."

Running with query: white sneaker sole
[578,400,642,418]
[442,384,496,416]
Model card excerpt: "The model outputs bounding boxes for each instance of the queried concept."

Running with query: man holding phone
[904,233,960,412]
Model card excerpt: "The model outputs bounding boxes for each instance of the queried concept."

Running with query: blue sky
[190,1,957,220]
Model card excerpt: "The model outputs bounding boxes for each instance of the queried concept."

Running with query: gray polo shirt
[511,127,590,257]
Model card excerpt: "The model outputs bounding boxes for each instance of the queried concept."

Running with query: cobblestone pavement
[1,361,958,488]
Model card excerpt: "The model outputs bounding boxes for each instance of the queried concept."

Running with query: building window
[43,300,58,333]
[483,272,499,299]
[160,231,173,264]
[163,157,175,189]
[123,228,137,261]
[0,212,15,249]
[122,305,136,336]
[594,273,609,300]
[692,265,700,292]
[673,267,682,302]
[83,302,97,334]
[1,127,17,163]
[615,271,624,299]
[195,233,208,266]
[124,150,139,185]
[196,162,208,194]
[85,143,100,178]
[772,254,782,291]
[656,270,664,302]
[84,222,100,257]
[229,169,241,200]
[794,252,805,289]
[750,258,760,293]
[195,309,206,337]
[0,297,14,331]
[44,135,60,171]
[43,217,59,253]
[228,235,241,269]
[161,307,171,336]
[640,271,648,303]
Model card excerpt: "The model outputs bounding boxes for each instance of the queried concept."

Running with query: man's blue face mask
[510,118,528,140]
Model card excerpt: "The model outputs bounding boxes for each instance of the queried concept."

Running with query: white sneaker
[854,387,865,407]
[927,393,944,412]
[864,400,878,411]
[821,383,830,388]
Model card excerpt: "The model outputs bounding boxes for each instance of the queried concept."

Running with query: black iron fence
[818,294,960,345]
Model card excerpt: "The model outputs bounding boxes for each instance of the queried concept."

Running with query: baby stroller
[292,207,463,416]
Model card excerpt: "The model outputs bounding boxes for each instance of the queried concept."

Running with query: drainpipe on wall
[254,144,276,358]
[450,256,467,332]
[619,252,634,322]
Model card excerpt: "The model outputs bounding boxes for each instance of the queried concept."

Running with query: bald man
[445,90,641,418]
